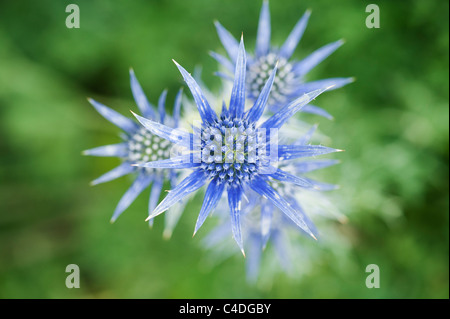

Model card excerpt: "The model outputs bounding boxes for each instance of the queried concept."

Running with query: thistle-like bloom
[84,69,184,235]
[202,125,347,281]
[132,37,341,253]
[212,0,353,117]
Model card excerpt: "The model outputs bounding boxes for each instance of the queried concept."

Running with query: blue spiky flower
[202,125,347,281]
[132,37,341,254]
[84,69,184,235]
[212,0,353,118]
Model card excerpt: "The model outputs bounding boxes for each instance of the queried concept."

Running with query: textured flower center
[128,127,171,173]
[199,116,267,184]
[247,53,294,105]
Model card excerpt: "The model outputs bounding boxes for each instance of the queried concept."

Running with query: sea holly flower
[201,125,347,281]
[212,0,353,118]
[131,37,341,254]
[84,69,185,237]
[205,125,346,281]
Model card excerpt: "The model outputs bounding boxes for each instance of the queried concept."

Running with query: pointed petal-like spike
[163,199,185,240]
[292,77,354,96]
[303,177,340,191]
[288,199,319,238]
[229,36,247,118]
[260,86,332,129]
[83,143,128,157]
[158,89,168,124]
[293,40,344,76]
[132,111,192,148]
[88,98,139,134]
[255,0,271,57]
[293,159,340,173]
[246,234,263,283]
[271,230,293,271]
[111,173,152,223]
[268,167,314,188]
[214,71,234,82]
[129,68,157,119]
[249,176,317,239]
[148,175,164,226]
[279,10,311,59]
[169,170,177,189]
[228,185,245,255]
[90,162,135,186]
[245,64,277,123]
[301,104,333,120]
[146,170,207,220]
[173,88,183,128]
[193,179,226,235]
[261,199,273,249]
[133,154,197,169]
[278,144,340,161]
[210,51,235,73]
[293,124,318,146]
[201,222,231,249]
[173,60,218,124]
[214,20,239,63]
[221,100,228,117]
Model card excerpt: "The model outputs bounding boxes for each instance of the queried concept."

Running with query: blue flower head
[202,125,347,281]
[212,0,353,118]
[132,36,341,254]
[84,69,185,237]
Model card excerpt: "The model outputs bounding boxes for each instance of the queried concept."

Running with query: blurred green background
[0,0,448,299]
